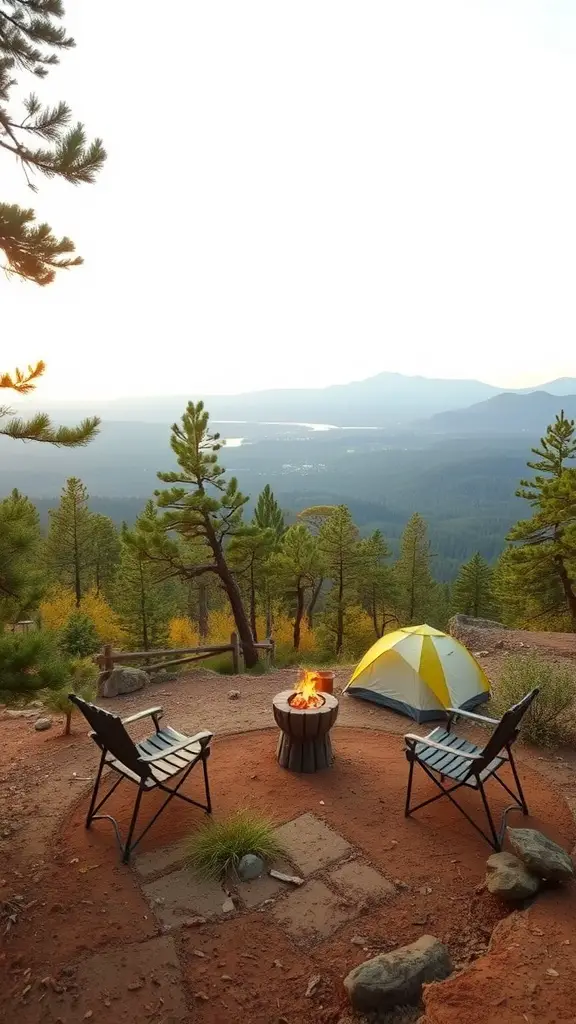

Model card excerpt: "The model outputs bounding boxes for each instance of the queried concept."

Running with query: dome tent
[344,624,490,723]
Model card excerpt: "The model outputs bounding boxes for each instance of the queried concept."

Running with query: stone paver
[143,866,230,926]
[133,837,190,879]
[22,936,187,1023]
[236,859,295,909]
[271,879,358,941]
[329,859,396,902]
[273,813,352,876]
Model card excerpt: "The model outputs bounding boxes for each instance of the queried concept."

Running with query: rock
[305,974,322,997]
[269,869,304,886]
[485,851,540,900]
[29,700,44,708]
[221,897,235,913]
[472,650,490,658]
[228,689,240,700]
[343,935,452,1013]
[98,666,149,698]
[507,827,575,882]
[5,709,36,719]
[34,717,52,732]
[351,935,369,946]
[238,854,265,880]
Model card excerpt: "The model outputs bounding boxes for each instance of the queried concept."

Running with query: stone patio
[135,813,396,944]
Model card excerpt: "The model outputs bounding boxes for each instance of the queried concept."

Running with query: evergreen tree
[114,506,176,650]
[358,529,398,638]
[272,524,322,649]
[452,552,497,619]
[297,505,335,626]
[318,505,362,655]
[0,488,45,626]
[253,484,285,540]
[0,630,70,696]
[228,526,276,641]
[1,361,99,444]
[89,513,120,597]
[45,477,93,606]
[394,513,435,624]
[502,412,576,629]
[127,403,259,666]
[0,1,106,284]
[59,611,100,658]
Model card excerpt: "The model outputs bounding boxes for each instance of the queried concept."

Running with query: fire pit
[273,671,339,773]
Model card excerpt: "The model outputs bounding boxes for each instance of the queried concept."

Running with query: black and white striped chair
[70,695,213,862]
[404,689,539,849]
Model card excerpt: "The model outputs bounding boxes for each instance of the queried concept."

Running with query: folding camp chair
[404,689,539,850]
[70,694,213,862]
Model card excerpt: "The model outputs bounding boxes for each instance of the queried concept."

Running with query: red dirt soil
[1,707,575,1024]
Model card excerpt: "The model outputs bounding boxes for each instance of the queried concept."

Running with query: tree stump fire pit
[273,672,339,772]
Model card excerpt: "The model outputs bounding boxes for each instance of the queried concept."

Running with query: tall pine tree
[273,524,322,650]
[45,477,93,606]
[114,505,175,650]
[89,513,120,597]
[253,485,285,540]
[0,0,106,284]
[127,402,259,666]
[501,411,576,629]
[394,513,435,624]
[0,489,45,626]
[318,505,362,654]
[452,552,496,619]
[358,530,398,637]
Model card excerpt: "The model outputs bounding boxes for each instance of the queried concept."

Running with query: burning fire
[288,670,325,710]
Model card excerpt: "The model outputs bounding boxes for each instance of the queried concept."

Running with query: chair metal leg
[405,758,415,816]
[508,749,529,815]
[86,748,107,829]
[478,781,500,850]
[202,754,212,814]
[122,786,144,863]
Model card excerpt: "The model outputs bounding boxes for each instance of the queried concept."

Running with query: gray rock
[237,854,264,880]
[5,708,36,718]
[343,935,452,1013]
[98,666,149,698]
[228,689,241,700]
[507,827,575,882]
[34,717,53,731]
[485,851,540,900]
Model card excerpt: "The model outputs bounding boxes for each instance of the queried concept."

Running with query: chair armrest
[122,706,164,726]
[138,730,213,763]
[404,733,482,760]
[447,707,500,726]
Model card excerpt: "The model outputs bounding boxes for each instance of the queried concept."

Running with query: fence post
[103,643,114,674]
[231,632,240,674]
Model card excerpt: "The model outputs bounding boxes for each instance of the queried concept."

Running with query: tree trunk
[293,584,304,650]
[249,563,258,641]
[214,554,258,667]
[307,578,323,629]
[555,554,576,629]
[139,562,149,650]
[198,581,209,639]
[64,710,72,736]
[336,563,344,655]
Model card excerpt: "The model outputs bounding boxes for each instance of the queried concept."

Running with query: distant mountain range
[427,390,576,434]
[22,372,576,428]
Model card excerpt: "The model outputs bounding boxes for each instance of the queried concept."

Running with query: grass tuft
[188,809,284,880]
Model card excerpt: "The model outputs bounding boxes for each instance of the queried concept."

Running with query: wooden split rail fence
[95,631,275,676]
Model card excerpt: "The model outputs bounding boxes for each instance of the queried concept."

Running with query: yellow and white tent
[344,624,490,722]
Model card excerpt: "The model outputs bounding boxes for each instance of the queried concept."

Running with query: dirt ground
[1,648,576,1023]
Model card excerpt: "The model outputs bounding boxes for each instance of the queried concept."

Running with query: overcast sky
[3,1,576,400]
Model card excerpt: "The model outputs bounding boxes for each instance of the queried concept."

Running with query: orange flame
[288,670,325,710]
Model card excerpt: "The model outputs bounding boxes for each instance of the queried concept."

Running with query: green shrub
[0,630,70,700]
[60,612,100,658]
[490,654,576,747]
[188,809,284,880]
[42,658,98,734]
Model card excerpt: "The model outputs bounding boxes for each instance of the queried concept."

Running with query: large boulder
[507,827,575,882]
[343,935,452,1013]
[98,666,150,698]
[485,851,539,900]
